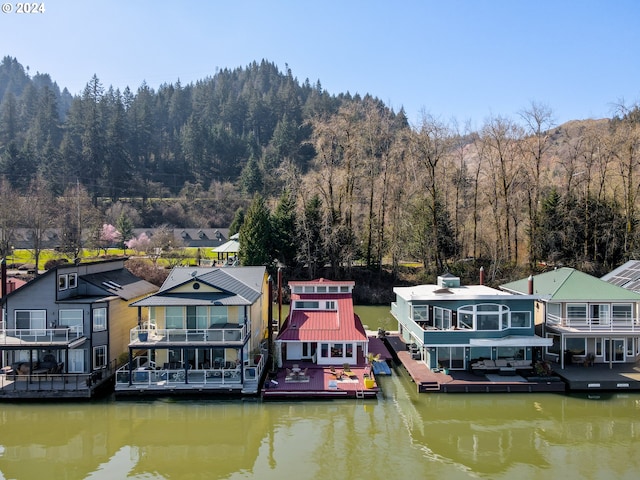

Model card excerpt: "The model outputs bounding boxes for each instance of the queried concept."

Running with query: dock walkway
[384,334,565,394]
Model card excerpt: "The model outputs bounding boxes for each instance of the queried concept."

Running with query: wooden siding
[108,298,140,365]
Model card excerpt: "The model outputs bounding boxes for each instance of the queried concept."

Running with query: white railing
[0,327,84,344]
[114,353,266,389]
[115,364,243,387]
[547,315,640,331]
[130,324,247,344]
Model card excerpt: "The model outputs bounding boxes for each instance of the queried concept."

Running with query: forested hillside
[1,55,639,285]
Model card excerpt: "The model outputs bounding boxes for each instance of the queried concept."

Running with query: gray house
[0,258,157,399]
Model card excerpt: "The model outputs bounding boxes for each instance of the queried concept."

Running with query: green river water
[1,306,639,479]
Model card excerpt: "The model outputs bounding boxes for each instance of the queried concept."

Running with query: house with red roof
[275,278,369,367]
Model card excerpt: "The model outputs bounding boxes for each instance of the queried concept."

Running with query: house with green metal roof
[501,267,640,369]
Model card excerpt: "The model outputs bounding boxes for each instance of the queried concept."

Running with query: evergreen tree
[238,194,272,266]
[229,207,245,236]
[271,189,298,267]
[116,212,135,251]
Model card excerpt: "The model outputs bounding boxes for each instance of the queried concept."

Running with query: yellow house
[115,266,269,397]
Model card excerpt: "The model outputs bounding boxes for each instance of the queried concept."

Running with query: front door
[604,338,625,362]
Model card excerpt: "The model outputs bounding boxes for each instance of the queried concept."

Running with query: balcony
[0,327,84,345]
[114,353,266,393]
[547,315,640,332]
[129,324,248,346]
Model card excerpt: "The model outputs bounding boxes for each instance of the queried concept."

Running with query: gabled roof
[277,293,367,343]
[500,267,640,301]
[81,269,157,301]
[131,266,265,307]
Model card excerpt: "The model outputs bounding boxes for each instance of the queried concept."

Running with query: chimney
[528,275,534,295]
[1,258,7,299]
[479,266,485,285]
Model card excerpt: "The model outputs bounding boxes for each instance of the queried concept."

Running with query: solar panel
[603,260,640,292]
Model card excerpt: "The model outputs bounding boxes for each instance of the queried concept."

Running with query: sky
[1,0,639,128]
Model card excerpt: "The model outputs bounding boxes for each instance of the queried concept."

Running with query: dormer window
[58,274,68,291]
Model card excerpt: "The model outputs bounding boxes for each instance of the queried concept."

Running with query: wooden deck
[385,334,566,394]
[261,362,379,400]
[554,363,640,392]
[0,372,112,400]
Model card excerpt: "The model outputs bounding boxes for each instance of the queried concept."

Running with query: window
[210,306,228,325]
[68,273,77,289]
[320,343,328,357]
[458,312,473,329]
[566,337,586,355]
[93,345,107,369]
[412,305,428,322]
[15,310,46,334]
[340,286,349,292]
[316,286,327,293]
[547,334,561,355]
[434,307,452,329]
[165,307,184,329]
[567,304,587,322]
[194,306,209,329]
[60,309,83,334]
[93,308,107,332]
[547,303,562,324]
[330,343,343,357]
[458,304,508,331]
[58,274,68,291]
[612,304,632,321]
[295,301,319,309]
[510,311,531,328]
[477,314,500,331]
[304,286,314,293]
[293,286,303,294]
[326,301,336,310]
[328,286,339,293]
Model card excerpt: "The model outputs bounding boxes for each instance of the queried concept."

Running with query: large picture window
[165,307,184,329]
[15,310,46,335]
[510,311,531,328]
[458,304,509,331]
[59,309,83,334]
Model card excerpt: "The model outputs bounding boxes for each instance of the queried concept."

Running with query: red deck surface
[262,363,378,399]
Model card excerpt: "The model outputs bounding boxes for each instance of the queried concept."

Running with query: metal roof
[501,267,640,301]
[131,266,265,307]
[276,295,367,343]
[601,260,640,293]
[81,269,158,301]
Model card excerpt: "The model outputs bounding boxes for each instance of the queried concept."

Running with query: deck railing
[0,360,115,394]
[114,353,265,389]
[129,324,247,344]
[547,315,640,331]
[0,327,84,344]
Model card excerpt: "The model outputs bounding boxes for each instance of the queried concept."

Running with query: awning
[469,335,552,347]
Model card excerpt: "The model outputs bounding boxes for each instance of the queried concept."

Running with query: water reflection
[381,368,640,478]
[0,368,639,478]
